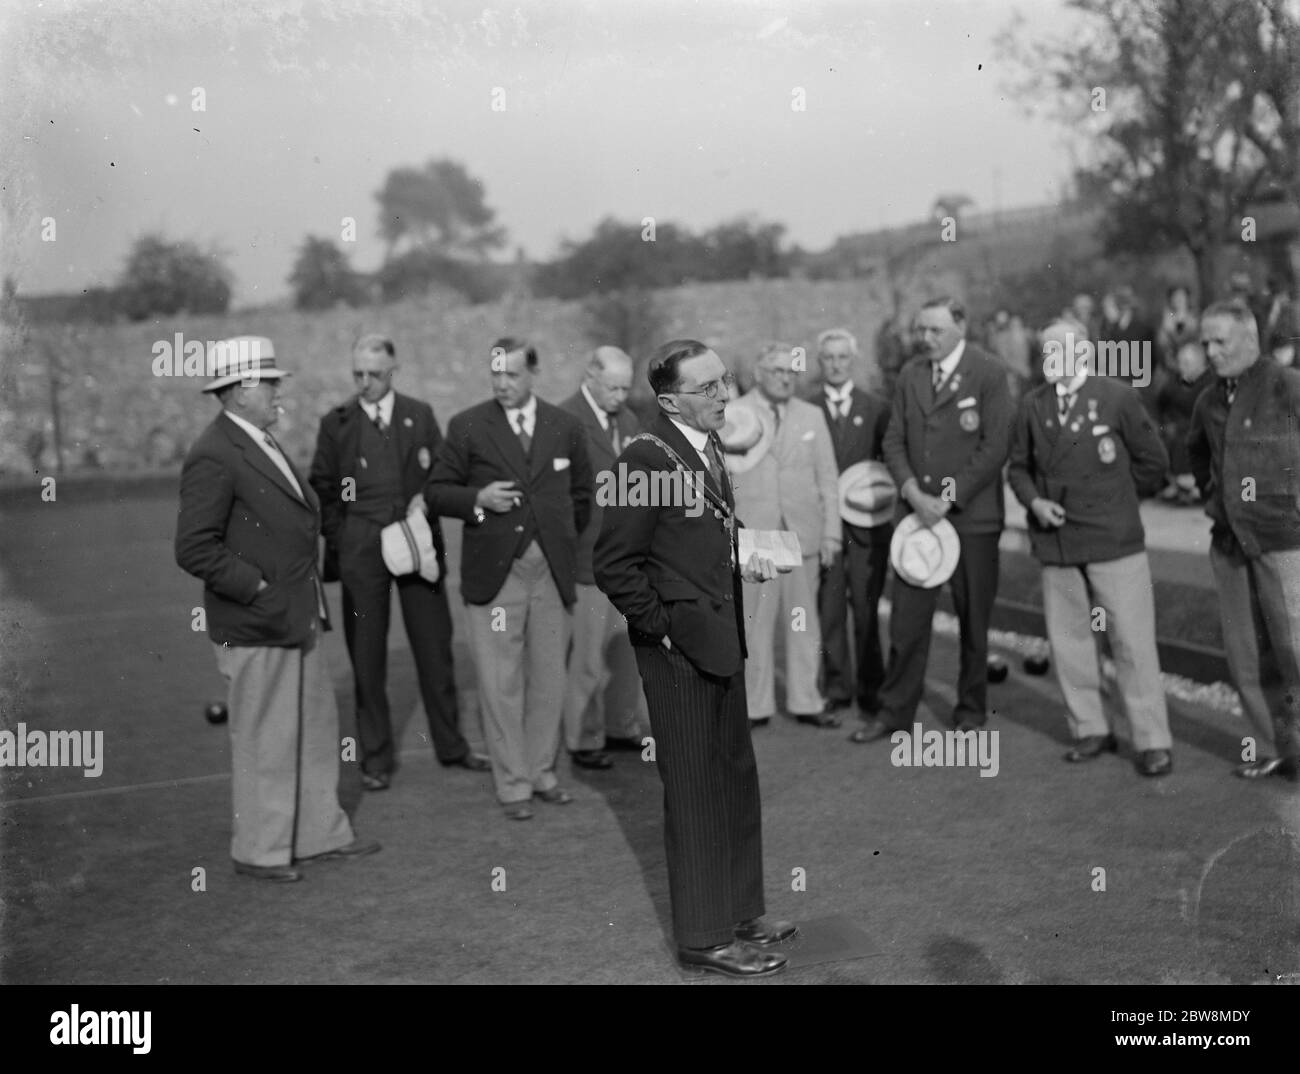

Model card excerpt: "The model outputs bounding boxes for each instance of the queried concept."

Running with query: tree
[930,193,975,223]
[116,234,232,320]
[288,236,367,310]
[374,158,506,259]
[699,217,789,279]
[997,0,1298,302]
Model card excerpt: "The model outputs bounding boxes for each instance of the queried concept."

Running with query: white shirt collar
[225,409,274,446]
[669,417,710,453]
[932,339,965,381]
[1055,369,1089,396]
[824,380,854,402]
[580,382,609,430]
[361,390,395,426]
[503,393,537,430]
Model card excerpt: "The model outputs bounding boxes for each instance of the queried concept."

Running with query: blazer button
[514,525,524,533]
[724,593,732,601]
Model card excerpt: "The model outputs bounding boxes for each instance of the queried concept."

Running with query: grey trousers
[464,541,572,804]
[742,553,825,719]
[1210,545,1300,761]
[561,582,648,752]
[214,622,355,867]
[1041,551,1173,751]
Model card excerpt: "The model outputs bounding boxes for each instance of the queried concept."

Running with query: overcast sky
[1,0,1080,307]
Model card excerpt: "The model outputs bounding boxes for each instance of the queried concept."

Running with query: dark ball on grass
[205,701,228,725]
[986,656,1008,683]
[1023,655,1051,676]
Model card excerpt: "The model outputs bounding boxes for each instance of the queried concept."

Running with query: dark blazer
[593,412,747,679]
[810,383,892,543]
[559,388,640,586]
[883,343,1013,535]
[427,396,593,607]
[1188,356,1300,559]
[175,412,327,647]
[308,392,449,584]
[1008,375,1168,566]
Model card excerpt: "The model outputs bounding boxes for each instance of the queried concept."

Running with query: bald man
[1008,321,1173,776]
[559,347,650,769]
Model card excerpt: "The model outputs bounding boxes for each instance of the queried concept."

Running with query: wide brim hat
[202,336,291,392]
[380,510,441,584]
[839,460,897,528]
[719,401,773,474]
[889,513,960,589]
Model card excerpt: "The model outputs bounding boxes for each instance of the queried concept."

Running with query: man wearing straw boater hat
[176,336,379,882]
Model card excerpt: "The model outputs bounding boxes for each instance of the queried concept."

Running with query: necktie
[771,402,782,435]
[373,410,387,434]
[931,363,945,400]
[704,436,725,487]
[514,412,531,454]
[609,421,620,455]
[1056,387,1075,425]
[1224,378,1238,405]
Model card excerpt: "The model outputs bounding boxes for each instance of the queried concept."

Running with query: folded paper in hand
[738,529,802,572]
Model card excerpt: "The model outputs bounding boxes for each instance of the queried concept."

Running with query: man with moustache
[811,327,894,723]
[852,297,1013,744]
[558,346,650,770]
[176,337,378,883]
[309,334,489,792]
[731,341,841,728]
[595,339,795,978]
[1188,301,1300,781]
[1008,321,1174,776]
[427,338,593,819]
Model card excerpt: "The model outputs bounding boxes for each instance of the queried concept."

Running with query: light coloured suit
[729,389,841,720]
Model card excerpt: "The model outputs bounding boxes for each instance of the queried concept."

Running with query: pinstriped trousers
[634,644,766,949]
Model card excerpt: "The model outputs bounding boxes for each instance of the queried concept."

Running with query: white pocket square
[957,396,977,408]
[553,457,570,471]
[1092,425,1110,435]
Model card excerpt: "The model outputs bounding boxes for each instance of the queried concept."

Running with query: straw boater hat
[380,510,441,584]
[889,514,961,588]
[718,401,773,474]
[838,460,897,528]
[202,336,291,392]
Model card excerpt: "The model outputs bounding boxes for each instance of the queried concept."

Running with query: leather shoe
[749,717,771,728]
[1234,757,1300,781]
[794,709,842,729]
[570,749,613,770]
[442,752,491,772]
[678,940,787,978]
[954,718,984,733]
[360,771,390,791]
[535,787,573,805]
[825,697,853,713]
[734,917,798,945]
[233,860,303,883]
[297,837,381,864]
[603,735,644,752]
[1063,734,1118,763]
[503,802,534,820]
[1137,749,1173,777]
[849,716,893,744]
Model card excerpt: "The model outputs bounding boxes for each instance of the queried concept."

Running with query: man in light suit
[730,342,842,728]
[810,327,894,720]
[427,338,593,820]
[309,334,489,792]
[853,297,1013,743]
[558,347,650,770]
[175,336,379,883]
[594,338,794,978]
[1008,320,1174,776]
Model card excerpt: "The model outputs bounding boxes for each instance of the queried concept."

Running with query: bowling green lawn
[0,484,1297,986]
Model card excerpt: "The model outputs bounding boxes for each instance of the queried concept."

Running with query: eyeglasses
[675,372,736,400]
[352,370,391,382]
